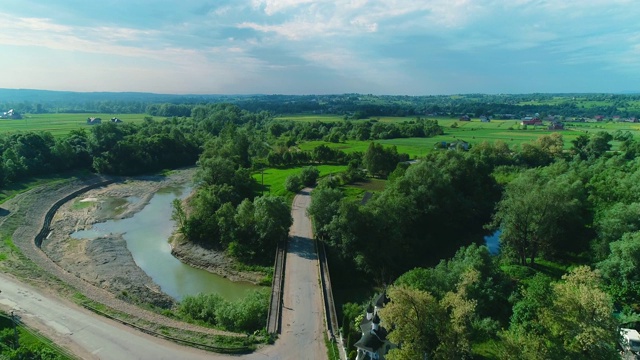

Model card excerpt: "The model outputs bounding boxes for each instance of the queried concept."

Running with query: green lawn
[253,165,348,197]
[0,113,151,137]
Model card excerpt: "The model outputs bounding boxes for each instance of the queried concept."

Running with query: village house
[0,109,21,119]
[459,115,470,121]
[479,115,490,122]
[354,292,396,360]
[548,121,565,130]
[521,116,542,126]
[86,117,102,125]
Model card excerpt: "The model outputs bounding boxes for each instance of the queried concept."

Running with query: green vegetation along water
[71,186,259,301]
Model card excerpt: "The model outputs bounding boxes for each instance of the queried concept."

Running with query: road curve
[0,187,328,359]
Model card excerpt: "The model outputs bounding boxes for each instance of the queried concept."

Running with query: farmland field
[289,116,640,157]
[0,113,151,137]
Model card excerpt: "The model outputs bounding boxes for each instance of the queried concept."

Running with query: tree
[299,166,320,186]
[285,174,302,193]
[308,187,344,240]
[171,199,188,235]
[382,270,480,360]
[499,266,618,360]
[362,142,407,178]
[572,132,612,160]
[535,132,564,158]
[380,286,446,360]
[541,266,618,359]
[491,168,585,265]
[597,231,640,305]
[593,203,640,260]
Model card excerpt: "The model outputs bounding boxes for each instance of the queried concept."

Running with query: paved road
[0,188,328,359]
[260,189,328,360]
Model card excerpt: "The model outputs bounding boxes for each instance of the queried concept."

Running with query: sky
[1,0,640,95]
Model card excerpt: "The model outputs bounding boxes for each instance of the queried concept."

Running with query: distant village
[86,117,123,125]
[456,112,639,131]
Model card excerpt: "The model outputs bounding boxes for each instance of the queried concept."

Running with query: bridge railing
[266,239,287,334]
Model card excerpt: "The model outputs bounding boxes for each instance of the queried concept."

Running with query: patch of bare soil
[170,238,266,285]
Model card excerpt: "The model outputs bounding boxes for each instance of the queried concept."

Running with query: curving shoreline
[41,168,265,307]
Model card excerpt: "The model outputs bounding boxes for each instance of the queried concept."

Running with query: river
[71,186,259,301]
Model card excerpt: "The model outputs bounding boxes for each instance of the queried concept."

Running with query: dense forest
[3,89,640,119]
[2,95,640,358]
[320,132,640,359]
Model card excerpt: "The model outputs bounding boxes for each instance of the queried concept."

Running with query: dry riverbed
[43,168,263,308]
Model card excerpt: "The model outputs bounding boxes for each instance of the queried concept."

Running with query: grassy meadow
[289,116,640,157]
[253,164,348,197]
[0,113,151,137]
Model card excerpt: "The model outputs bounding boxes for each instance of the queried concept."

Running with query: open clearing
[0,113,152,137]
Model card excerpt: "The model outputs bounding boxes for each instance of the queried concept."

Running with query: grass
[325,333,341,360]
[0,170,93,204]
[341,178,387,201]
[72,293,263,352]
[0,311,78,359]
[291,117,640,158]
[0,113,151,138]
[253,164,348,197]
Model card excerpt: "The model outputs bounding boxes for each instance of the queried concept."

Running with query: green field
[0,113,151,137]
[290,117,640,157]
[253,165,348,197]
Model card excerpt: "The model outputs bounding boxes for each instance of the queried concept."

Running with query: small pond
[71,186,260,301]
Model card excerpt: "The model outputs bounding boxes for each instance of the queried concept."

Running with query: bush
[177,290,269,333]
[285,174,303,192]
[300,166,320,186]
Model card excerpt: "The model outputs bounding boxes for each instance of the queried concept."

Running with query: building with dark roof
[354,292,395,360]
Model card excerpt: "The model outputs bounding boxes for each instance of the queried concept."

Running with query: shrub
[285,174,303,192]
[300,166,320,186]
[178,290,269,333]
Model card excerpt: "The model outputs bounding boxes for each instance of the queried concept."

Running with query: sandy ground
[42,167,262,307]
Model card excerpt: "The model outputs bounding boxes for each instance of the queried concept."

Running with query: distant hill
[0,88,230,104]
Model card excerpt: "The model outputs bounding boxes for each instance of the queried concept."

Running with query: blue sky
[1,0,639,95]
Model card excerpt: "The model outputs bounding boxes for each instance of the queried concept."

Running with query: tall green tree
[491,168,585,265]
[597,231,640,305]
[499,266,618,360]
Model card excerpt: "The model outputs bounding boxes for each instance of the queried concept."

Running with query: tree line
[5,90,640,118]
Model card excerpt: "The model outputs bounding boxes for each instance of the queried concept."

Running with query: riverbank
[43,168,263,307]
